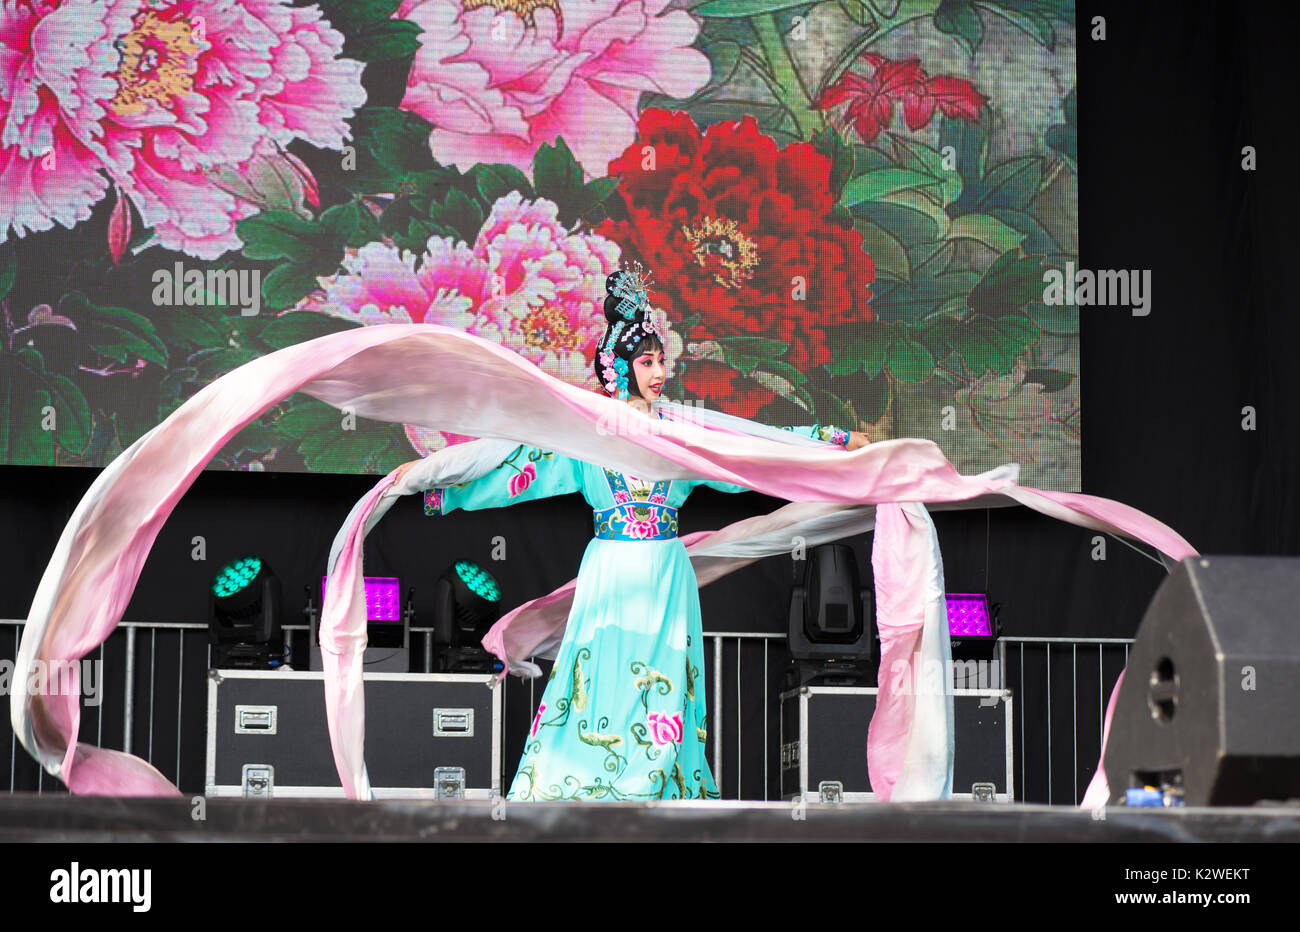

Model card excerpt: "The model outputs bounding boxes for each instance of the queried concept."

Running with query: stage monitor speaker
[1104,555,1300,806]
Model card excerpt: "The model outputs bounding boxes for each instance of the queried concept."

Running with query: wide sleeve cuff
[810,424,850,446]
[423,488,444,516]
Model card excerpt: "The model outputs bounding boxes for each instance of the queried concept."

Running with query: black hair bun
[602,267,653,325]
[603,292,622,325]
[603,291,647,325]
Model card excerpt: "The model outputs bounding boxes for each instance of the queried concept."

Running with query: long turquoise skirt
[505,536,720,801]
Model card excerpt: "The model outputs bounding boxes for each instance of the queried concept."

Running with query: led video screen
[0,0,1078,489]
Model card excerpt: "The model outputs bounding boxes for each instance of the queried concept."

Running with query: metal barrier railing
[707,632,781,801]
[999,636,1133,804]
[1,619,1130,803]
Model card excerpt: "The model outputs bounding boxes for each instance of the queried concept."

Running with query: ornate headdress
[596,259,660,400]
[608,259,652,320]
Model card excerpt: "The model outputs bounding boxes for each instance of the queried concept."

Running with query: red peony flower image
[816,52,987,143]
[682,360,775,419]
[595,109,874,419]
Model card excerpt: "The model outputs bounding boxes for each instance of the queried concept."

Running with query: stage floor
[2,795,1299,842]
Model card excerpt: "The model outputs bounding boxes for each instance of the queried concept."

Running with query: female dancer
[397,264,868,800]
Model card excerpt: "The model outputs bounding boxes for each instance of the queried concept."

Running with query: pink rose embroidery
[647,711,682,746]
[531,703,546,738]
[508,462,537,497]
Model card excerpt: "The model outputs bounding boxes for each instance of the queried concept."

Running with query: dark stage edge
[2,795,1300,841]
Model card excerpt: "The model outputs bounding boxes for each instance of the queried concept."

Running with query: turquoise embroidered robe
[424,417,849,800]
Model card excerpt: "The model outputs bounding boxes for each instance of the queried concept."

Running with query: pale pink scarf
[11,324,1195,802]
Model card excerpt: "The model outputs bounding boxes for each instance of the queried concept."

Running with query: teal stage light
[454,560,501,602]
[209,554,283,669]
[434,560,504,674]
[213,556,264,598]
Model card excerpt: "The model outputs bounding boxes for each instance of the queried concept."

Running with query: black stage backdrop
[1,1,1296,804]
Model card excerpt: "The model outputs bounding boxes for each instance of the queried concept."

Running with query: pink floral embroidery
[531,703,546,738]
[508,462,537,497]
[647,711,682,746]
[613,491,631,504]
[423,488,444,515]
[622,505,660,538]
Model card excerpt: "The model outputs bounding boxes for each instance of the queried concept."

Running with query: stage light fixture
[946,593,996,639]
[308,575,411,672]
[209,554,284,669]
[785,543,875,688]
[433,559,504,674]
[946,592,1002,689]
[319,573,402,621]
[319,574,405,649]
[455,560,501,603]
[213,556,263,598]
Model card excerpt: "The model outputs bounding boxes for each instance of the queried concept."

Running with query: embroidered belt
[592,503,679,541]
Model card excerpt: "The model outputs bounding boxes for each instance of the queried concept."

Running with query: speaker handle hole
[1148,655,1178,723]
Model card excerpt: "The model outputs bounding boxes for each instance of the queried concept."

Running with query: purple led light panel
[322,576,401,622]
[946,593,992,637]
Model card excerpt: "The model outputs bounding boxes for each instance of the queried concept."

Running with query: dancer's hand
[392,459,420,488]
[845,430,871,451]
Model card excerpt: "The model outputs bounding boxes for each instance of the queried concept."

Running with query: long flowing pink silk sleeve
[868,502,955,800]
[13,323,1197,799]
[1080,670,1126,808]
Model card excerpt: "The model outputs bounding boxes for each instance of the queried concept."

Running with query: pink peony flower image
[296,191,685,456]
[395,0,709,175]
[0,0,366,258]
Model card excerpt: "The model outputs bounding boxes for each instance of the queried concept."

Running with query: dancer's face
[632,348,666,401]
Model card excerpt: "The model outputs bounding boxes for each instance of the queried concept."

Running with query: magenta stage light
[946,593,992,637]
[322,575,401,622]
